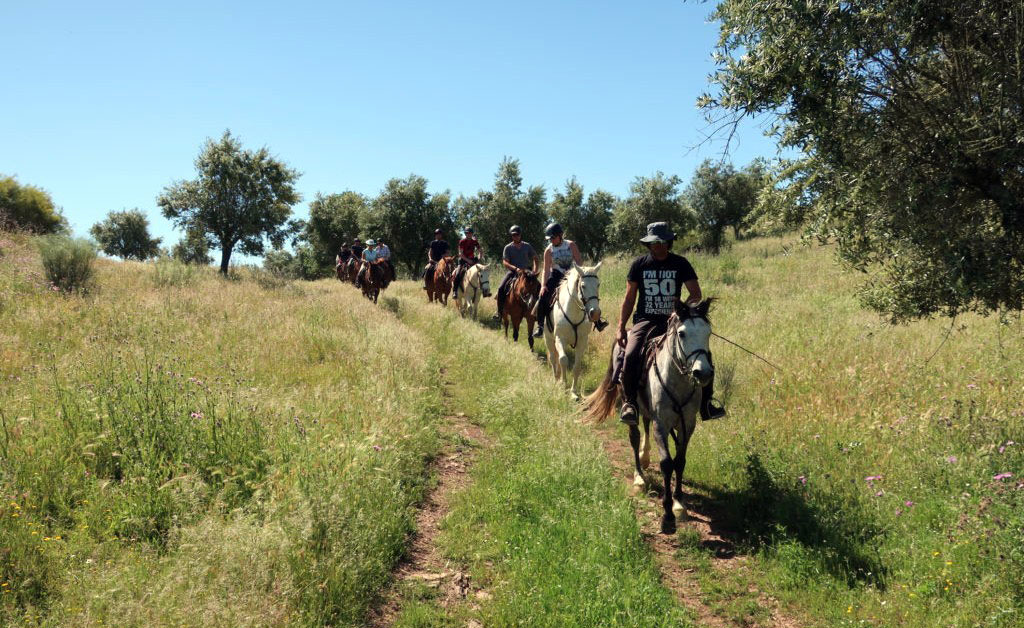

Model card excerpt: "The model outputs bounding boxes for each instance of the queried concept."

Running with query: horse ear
[674,299,688,316]
[696,298,712,318]
[592,261,602,272]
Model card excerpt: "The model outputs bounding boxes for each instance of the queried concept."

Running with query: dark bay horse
[583,299,715,534]
[502,269,541,349]
[346,257,360,285]
[360,261,384,303]
[426,256,455,305]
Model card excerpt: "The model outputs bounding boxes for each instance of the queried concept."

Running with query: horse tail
[582,346,619,424]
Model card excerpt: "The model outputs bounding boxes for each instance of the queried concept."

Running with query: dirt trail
[599,427,803,628]
[367,368,489,628]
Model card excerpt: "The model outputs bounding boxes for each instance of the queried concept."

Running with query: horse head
[672,298,714,386]
[475,263,492,297]
[517,269,541,310]
[573,261,603,323]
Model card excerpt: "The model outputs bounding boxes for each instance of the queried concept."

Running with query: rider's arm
[684,279,702,304]
[542,248,553,283]
[530,248,539,273]
[569,241,583,265]
[616,281,639,346]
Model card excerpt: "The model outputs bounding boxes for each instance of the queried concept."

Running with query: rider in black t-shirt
[613,222,726,425]
[350,237,366,261]
[423,229,450,289]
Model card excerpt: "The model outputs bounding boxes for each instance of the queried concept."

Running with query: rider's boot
[700,377,727,421]
[532,311,546,338]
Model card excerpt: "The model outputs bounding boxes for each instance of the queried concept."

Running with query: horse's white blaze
[544,263,602,398]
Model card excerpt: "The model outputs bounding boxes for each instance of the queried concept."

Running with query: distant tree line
[265,155,769,280]
[9,131,768,280]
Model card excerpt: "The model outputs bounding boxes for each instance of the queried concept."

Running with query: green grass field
[1,231,1021,626]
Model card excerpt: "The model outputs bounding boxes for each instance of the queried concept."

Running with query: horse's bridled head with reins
[670,299,715,387]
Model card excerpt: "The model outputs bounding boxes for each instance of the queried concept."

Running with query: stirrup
[619,402,638,426]
[532,324,544,338]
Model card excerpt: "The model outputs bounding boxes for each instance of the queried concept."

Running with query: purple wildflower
[372,445,382,451]
[904,500,914,507]
[190,411,204,420]
[946,455,958,464]
[966,383,978,390]
[993,472,1012,481]
[798,475,807,486]
[875,490,884,497]
[865,475,883,483]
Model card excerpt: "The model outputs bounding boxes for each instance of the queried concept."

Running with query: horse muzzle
[587,307,601,323]
[691,367,713,387]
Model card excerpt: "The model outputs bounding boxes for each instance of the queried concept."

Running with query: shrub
[37,236,97,293]
[152,257,198,288]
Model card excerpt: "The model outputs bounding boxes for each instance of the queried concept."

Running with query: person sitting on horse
[370,239,396,288]
[452,226,483,299]
[350,237,366,262]
[494,225,538,320]
[358,238,381,287]
[532,223,609,338]
[613,221,726,426]
[423,228,450,290]
[336,242,352,268]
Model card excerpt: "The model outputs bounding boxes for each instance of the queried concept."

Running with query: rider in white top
[533,223,608,337]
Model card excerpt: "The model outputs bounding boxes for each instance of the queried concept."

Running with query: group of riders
[335,237,396,291]
[336,220,726,424]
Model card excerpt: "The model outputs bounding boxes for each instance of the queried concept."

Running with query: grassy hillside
[577,238,1024,627]
[2,231,1020,627]
[1,233,446,626]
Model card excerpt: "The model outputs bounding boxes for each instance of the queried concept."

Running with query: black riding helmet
[509,225,522,235]
[544,223,563,239]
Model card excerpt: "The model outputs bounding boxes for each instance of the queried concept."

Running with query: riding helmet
[544,223,564,239]
[434,228,443,235]
[509,225,522,235]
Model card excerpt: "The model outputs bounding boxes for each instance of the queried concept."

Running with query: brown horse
[359,261,384,303]
[426,256,455,304]
[346,257,360,285]
[503,269,542,349]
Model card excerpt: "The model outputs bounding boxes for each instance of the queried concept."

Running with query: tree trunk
[219,246,232,275]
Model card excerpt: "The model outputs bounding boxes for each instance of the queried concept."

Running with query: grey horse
[584,299,714,534]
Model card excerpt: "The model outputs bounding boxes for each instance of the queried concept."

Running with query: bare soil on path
[367,368,490,628]
[598,425,805,628]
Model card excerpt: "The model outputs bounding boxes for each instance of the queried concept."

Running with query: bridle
[465,264,489,303]
[651,312,711,417]
[554,270,600,349]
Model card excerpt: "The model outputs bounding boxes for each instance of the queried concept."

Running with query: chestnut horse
[360,261,384,303]
[502,269,541,349]
[426,256,455,304]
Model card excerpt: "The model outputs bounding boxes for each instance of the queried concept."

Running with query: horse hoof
[661,515,676,535]
[639,455,650,470]
[672,500,686,520]
[633,472,645,488]
[570,392,580,402]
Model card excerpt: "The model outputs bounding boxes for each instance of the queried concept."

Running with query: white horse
[543,262,602,400]
[584,299,715,534]
[455,263,491,320]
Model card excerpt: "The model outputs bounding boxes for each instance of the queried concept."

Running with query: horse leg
[629,424,646,489]
[526,314,535,350]
[639,415,651,469]
[569,330,589,399]
[655,423,676,534]
[544,329,560,379]
[671,428,688,522]
[555,336,571,390]
[511,313,520,342]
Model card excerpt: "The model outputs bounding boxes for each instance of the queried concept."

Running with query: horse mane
[654,298,715,351]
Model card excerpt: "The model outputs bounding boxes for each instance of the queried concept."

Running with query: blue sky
[2,0,777,252]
